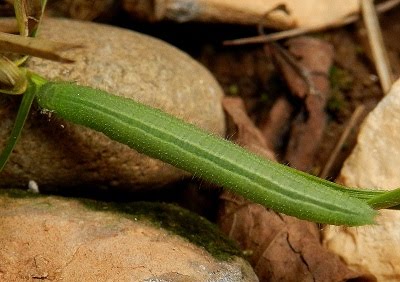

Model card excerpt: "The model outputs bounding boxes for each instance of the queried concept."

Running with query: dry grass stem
[361,0,394,94]
[0,32,82,63]
[320,105,366,179]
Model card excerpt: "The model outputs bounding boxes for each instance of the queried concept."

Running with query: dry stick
[361,0,394,94]
[265,42,320,97]
[0,32,81,63]
[319,105,366,179]
[224,0,400,45]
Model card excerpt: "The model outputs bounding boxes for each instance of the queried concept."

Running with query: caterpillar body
[35,81,376,226]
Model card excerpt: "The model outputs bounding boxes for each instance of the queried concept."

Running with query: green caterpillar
[34,81,377,226]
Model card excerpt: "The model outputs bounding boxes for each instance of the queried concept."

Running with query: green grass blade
[0,83,35,171]
[0,72,46,172]
[367,188,400,209]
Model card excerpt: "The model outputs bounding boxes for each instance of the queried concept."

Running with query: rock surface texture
[0,190,257,281]
[0,18,225,190]
[322,79,400,281]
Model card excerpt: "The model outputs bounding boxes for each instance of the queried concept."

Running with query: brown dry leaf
[0,31,81,63]
[259,96,293,153]
[222,96,275,160]
[284,37,333,171]
[269,37,334,171]
[218,193,376,282]
[219,97,374,281]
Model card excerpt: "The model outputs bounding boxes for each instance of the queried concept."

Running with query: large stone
[322,79,400,281]
[0,18,225,190]
[0,190,257,281]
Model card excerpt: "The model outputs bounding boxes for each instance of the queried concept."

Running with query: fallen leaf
[222,96,276,160]
[266,37,334,171]
[284,37,333,171]
[218,193,376,282]
[259,96,293,153]
[122,0,360,29]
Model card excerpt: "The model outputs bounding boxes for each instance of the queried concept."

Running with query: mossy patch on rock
[82,198,242,261]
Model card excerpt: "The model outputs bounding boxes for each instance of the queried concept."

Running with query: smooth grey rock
[0,18,225,190]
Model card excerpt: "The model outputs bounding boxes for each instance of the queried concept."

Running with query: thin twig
[361,0,394,94]
[319,105,366,179]
[264,42,320,97]
[224,0,400,46]
[257,21,319,98]
[0,32,82,63]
